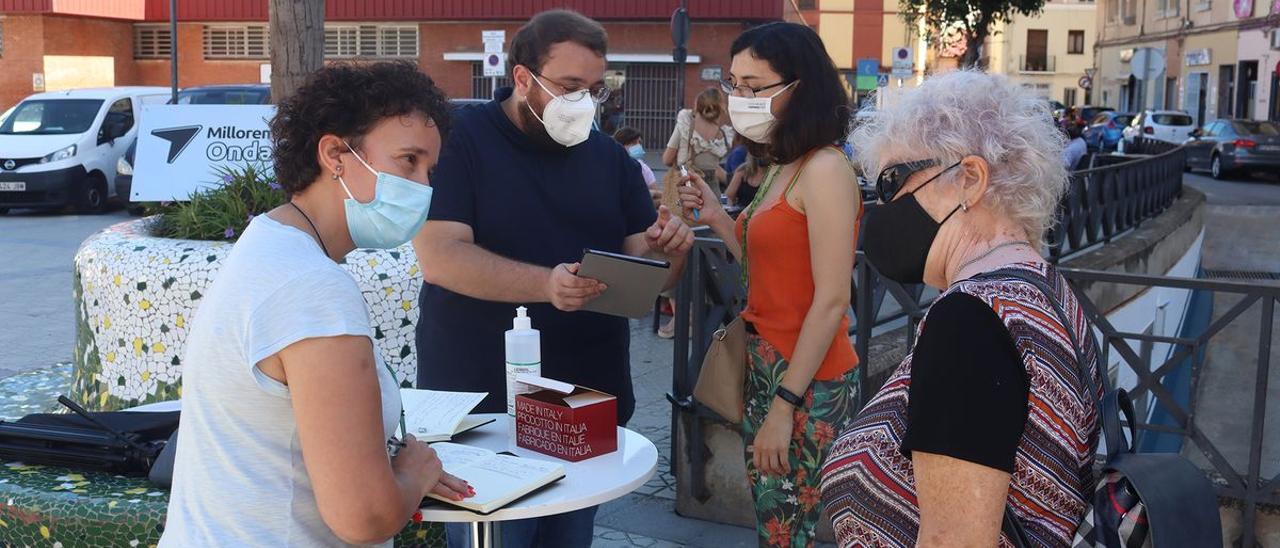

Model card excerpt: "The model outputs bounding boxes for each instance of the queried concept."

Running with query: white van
[0,87,170,213]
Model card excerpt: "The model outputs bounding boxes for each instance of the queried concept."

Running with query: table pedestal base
[469,521,502,548]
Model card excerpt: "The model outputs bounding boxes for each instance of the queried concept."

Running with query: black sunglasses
[875,159,940,203]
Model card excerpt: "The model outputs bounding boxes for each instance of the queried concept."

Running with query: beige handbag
[693,315,747,424]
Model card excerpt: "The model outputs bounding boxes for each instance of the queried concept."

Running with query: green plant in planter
[147,165,285,241]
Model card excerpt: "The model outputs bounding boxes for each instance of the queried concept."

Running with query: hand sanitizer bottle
[505,306,541,416]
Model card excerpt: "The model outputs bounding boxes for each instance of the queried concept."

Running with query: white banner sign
[482,30,505,54]
[131,104,276,202]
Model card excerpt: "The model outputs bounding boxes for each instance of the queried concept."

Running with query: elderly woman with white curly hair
[819,70,1104,547]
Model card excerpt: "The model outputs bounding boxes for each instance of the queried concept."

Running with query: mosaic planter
[72,218,424,411]
[0,461,444,547]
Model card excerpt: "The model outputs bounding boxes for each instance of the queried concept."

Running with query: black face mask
[862,161,962,284]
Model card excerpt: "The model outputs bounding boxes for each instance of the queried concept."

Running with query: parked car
[172,84,271,105]
[0,105,14,127]
[0,87,169,214]
[1083,111,1135,151]
[116,139,142,215]
[1183,119,1280,179]
[1122,110,1196,147]
[1078,106,1114,122]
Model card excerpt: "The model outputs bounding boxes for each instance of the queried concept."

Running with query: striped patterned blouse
[819,263,1102,547]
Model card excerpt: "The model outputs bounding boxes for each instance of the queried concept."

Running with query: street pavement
[0,207,134,379]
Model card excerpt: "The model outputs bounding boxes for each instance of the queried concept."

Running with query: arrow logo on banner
[151,125,203,164]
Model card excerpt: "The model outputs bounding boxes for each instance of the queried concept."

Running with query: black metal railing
[1046,144,1186,261]
[1058,269,1280,548]
[1019,54,1056,73]
[669,247,1279,546]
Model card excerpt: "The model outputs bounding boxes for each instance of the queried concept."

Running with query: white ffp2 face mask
[527,74,597,147]
[728,81,797,144]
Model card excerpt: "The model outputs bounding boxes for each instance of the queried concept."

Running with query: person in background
[161,62,471,547]
[819,70,1102,547]
[722,133,750,184]
[411,10,694,548]
[664,87,735,187]
[1063,124,1088,170]
[723,153,769,207]
[677,21,861,548]
[613,126,657,189]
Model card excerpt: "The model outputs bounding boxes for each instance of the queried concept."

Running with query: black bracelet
[774,385,805,408]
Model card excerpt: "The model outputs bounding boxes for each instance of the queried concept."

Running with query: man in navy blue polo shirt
[412,10,693,547]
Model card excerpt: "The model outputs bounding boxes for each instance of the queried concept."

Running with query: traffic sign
[857,59,879,77]
[1084,68,1097,78]
[877,74,890,87]
[482,30,505,54]
[1078,76,1092,89]
[891,47,913,78]
[484,52,506,77]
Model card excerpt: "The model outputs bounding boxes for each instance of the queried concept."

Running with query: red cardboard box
[514,376,618,462]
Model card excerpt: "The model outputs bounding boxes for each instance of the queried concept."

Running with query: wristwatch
[774,385,805,408]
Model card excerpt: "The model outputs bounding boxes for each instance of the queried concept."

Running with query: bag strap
[972,267,1129,547]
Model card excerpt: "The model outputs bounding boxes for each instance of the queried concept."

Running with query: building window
[1107,0,1119,22]
[324,25,418,58]
[134,25,172,59]
[1157,0,1180,16]
[796,0,817,8]
[1068,30,1085,54]
[1023,30,1052,72]
[203,25,269,59]
[1124,0,1138,24]
[0,20,5,58]
[1064,88,1078,106]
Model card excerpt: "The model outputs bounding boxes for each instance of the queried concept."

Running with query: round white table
[420,413,657,548]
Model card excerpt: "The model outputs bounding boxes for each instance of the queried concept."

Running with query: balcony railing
[1019,54,1057,73]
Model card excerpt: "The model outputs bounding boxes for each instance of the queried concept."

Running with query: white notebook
[425,442,566,514]
[399,389,491,443]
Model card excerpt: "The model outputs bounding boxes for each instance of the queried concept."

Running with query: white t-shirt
[160,215,402,548]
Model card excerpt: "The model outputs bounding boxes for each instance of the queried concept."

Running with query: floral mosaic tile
[72,219,425,411]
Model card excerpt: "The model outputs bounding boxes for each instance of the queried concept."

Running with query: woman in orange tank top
[677,22,862,548]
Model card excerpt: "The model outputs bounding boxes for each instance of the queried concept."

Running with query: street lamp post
[169,0,178,104]
[672,1,689,121]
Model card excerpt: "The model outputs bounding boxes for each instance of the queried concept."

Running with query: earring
[960,202,969,212]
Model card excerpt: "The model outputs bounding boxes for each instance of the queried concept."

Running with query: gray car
[1184,119,1280,180]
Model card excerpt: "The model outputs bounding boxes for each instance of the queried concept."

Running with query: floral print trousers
[742,333,860,548]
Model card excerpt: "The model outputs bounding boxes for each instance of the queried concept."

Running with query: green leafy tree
[901,0,1047,68]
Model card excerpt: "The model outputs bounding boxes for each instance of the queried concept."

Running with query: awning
[442,52,701,64]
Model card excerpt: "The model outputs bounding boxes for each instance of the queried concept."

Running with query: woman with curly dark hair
[160,61,471,547]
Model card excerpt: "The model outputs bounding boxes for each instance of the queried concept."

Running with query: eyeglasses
[718,78,793,99]
[876,159,960,203]
[531,71,611,103]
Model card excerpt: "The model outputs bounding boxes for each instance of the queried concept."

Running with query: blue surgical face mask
[337,142,433,249]
[626,144,645,160]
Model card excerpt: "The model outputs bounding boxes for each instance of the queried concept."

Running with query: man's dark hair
[509,10,608,74]
[270,61,451,195]
[612,126,642,145]
[730,22,851,164]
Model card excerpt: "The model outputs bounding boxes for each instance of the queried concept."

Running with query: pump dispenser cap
[513,306,532,330]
